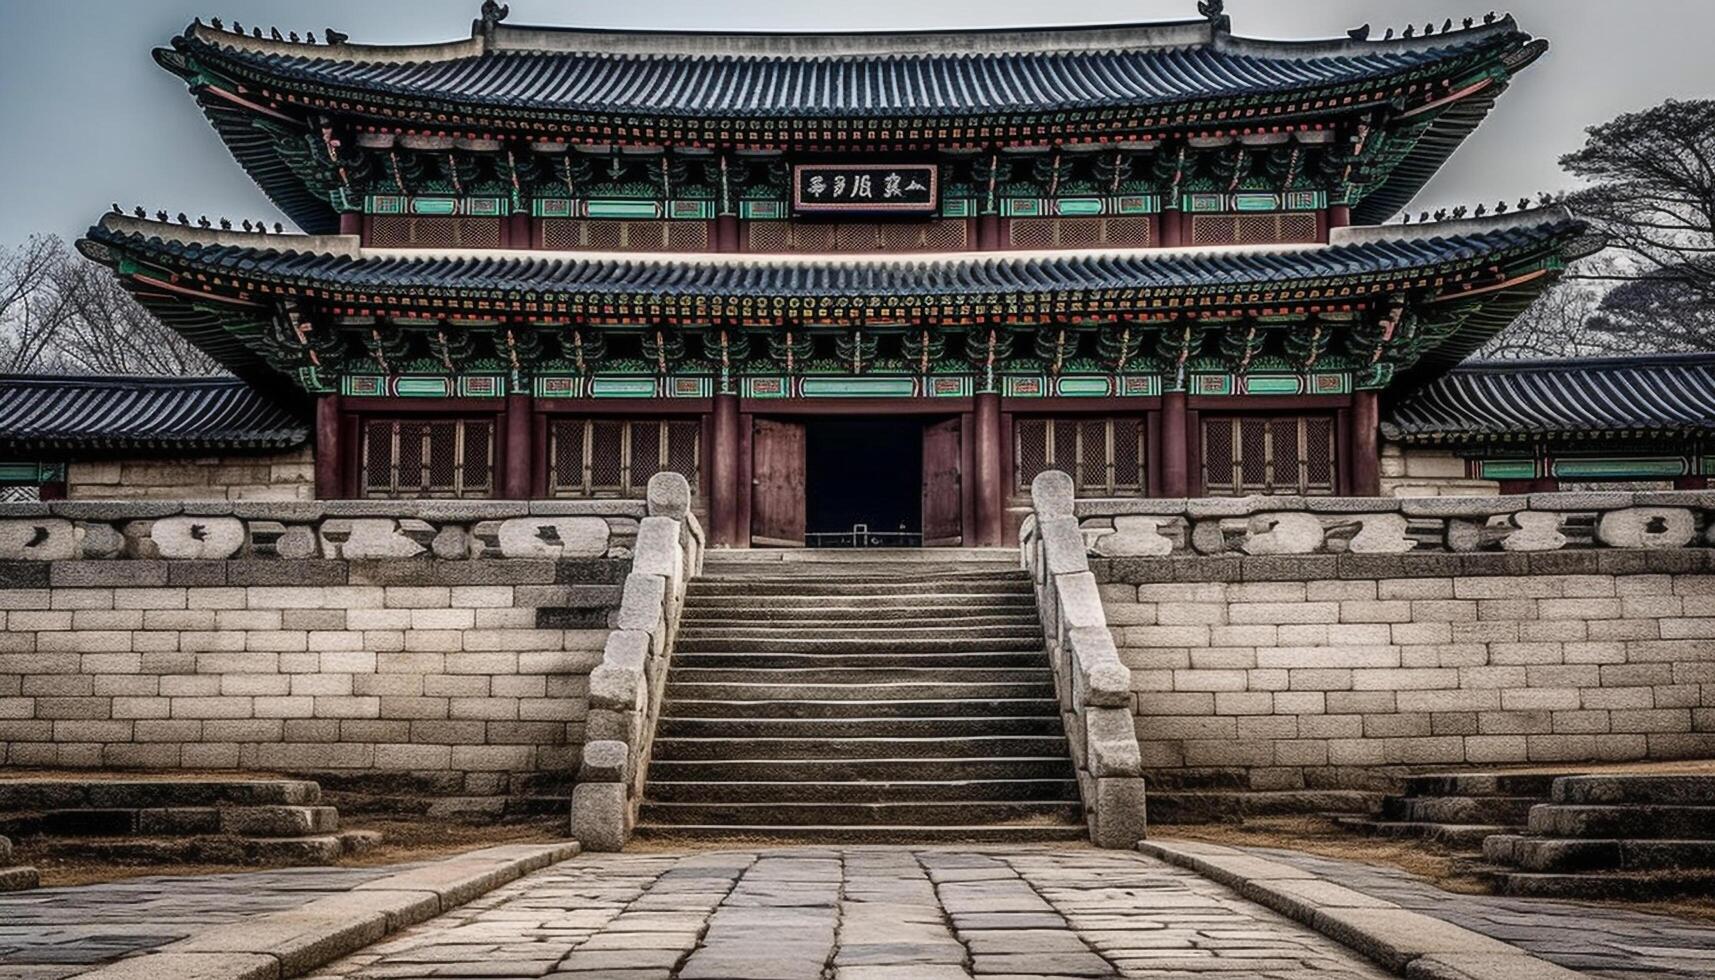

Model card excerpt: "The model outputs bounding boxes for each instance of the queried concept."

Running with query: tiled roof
[82,211,1583,303]
[0,375,308,452]
[1384,354,1715,441]
[172,20,1521,119]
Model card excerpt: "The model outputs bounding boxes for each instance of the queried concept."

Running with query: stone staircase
[637,550,1086,842]
[1484,774,1715,898]
[1338,771,1554,851]
[0,778,379,866]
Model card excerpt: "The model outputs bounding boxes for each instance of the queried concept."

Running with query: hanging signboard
[793,163,939,215]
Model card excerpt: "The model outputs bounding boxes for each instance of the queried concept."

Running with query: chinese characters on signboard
[793,164,939,214]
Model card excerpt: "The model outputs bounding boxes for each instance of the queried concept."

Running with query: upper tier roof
[167,15,1530,118]
[159,12,1546,232]
[1384,353,1715,443]
[0,375,307,453]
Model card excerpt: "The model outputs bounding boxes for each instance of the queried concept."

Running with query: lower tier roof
[1384,353,1715,443]
[77,209,1595,396]
[0,375,309,454]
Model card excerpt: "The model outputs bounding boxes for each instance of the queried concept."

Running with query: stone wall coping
[1090,547,1715,585]
[1137,841,1584,979]
[1074,490,1714,520]
[0,499,649,521]
[72,842,581,980]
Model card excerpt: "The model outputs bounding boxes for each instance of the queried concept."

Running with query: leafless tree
[0,236,220,376]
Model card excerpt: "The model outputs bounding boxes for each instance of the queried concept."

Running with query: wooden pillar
[314,393,343,500]
[507,213,532,249]
[716,215,740,252]
[710,393,742,546]
[1676,476,1710,491]
[978,214,1003,251]
[973,392,1004,547]
[1328,205,1353,230]
[1351,390,1382,497]
[1159,207,1183,248]
[1160,391,1189,498]
[502,393,533,500]
[338,212,362,237]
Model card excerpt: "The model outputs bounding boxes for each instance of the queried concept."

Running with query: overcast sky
[2,0,1711,245]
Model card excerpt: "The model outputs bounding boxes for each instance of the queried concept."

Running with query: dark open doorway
[805,418,923,547]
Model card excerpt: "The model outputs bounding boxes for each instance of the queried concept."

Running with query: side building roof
[0,375,308,454]
[1384,353,1715,443]
[156,14,1546,232]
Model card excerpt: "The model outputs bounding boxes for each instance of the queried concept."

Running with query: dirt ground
[1161,814,1715,924]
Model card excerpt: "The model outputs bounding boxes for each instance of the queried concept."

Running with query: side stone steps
[1482,771,1715,896]
[1334,818,1510,850]
[638,554,1085,843]
[1381,795,1540,826]
[1343,770,1560,853]
[0,777,375,869]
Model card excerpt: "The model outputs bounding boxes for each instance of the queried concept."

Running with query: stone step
[676,637,1044,655]
[0,779,320,811]
[1552,774,1715,806]
[0,805,341,839]
[651,735,1070,761]
[647,757,1079,783]
[1399,772,1560,799]
[657,716,1065,739]
[1383,795,1538,826]
[678,625,1046,643]
[44,830,381,867]
[671,651,1050,669]
[641,799,1083,827]
[693,571,1030,586]
[1527,803,1715,840]
[687,581,1035,598]
[647,779,1081,804]
[665,682,1057,703]
[1494,868,1715,900]
[668,666,1055,685]
[1145,790,1384,825]
[685,593,1037,609]
[1337,818,1510,849]
[1485,834,1715,872]
[633,822,1088,843]
[679,612,1042,628]
[0,865,39,892]
[659,697,1061,719]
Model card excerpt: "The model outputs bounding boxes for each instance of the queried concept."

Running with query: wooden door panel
[922,417,963,547]
[751,418,806,547]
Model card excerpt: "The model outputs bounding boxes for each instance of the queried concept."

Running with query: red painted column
[338,212,362,237]
[314,393,343,500]
[507,213,532,249]
[502,393,533,500]
[973,392,1004,547]
[1328,205,1353,230]
[978,214,1003,251]
[710,392,742,547]
[1351,390,1382,497]
[1159,207,1183,248]
[716,216,740,252]
[1160,391,1189,498]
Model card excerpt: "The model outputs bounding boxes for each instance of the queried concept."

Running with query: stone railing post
[571,473,704,851]
[1023,471,1148,848]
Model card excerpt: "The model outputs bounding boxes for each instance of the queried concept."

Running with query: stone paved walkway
[1241,846,1715,980]
[0,865,405,980]
[305,846,1389,980]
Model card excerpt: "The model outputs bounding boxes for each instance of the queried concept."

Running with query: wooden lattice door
[921,418,963,547]
[751,419,807,548]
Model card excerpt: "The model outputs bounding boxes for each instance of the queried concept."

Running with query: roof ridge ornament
[1197,0,1231,33]
[475,0,510,43]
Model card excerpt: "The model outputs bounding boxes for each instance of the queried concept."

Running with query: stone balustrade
[1021,471,1149,847]
[0,500,647,564]
[571,474,704,851]
[1073,491,1714,560]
